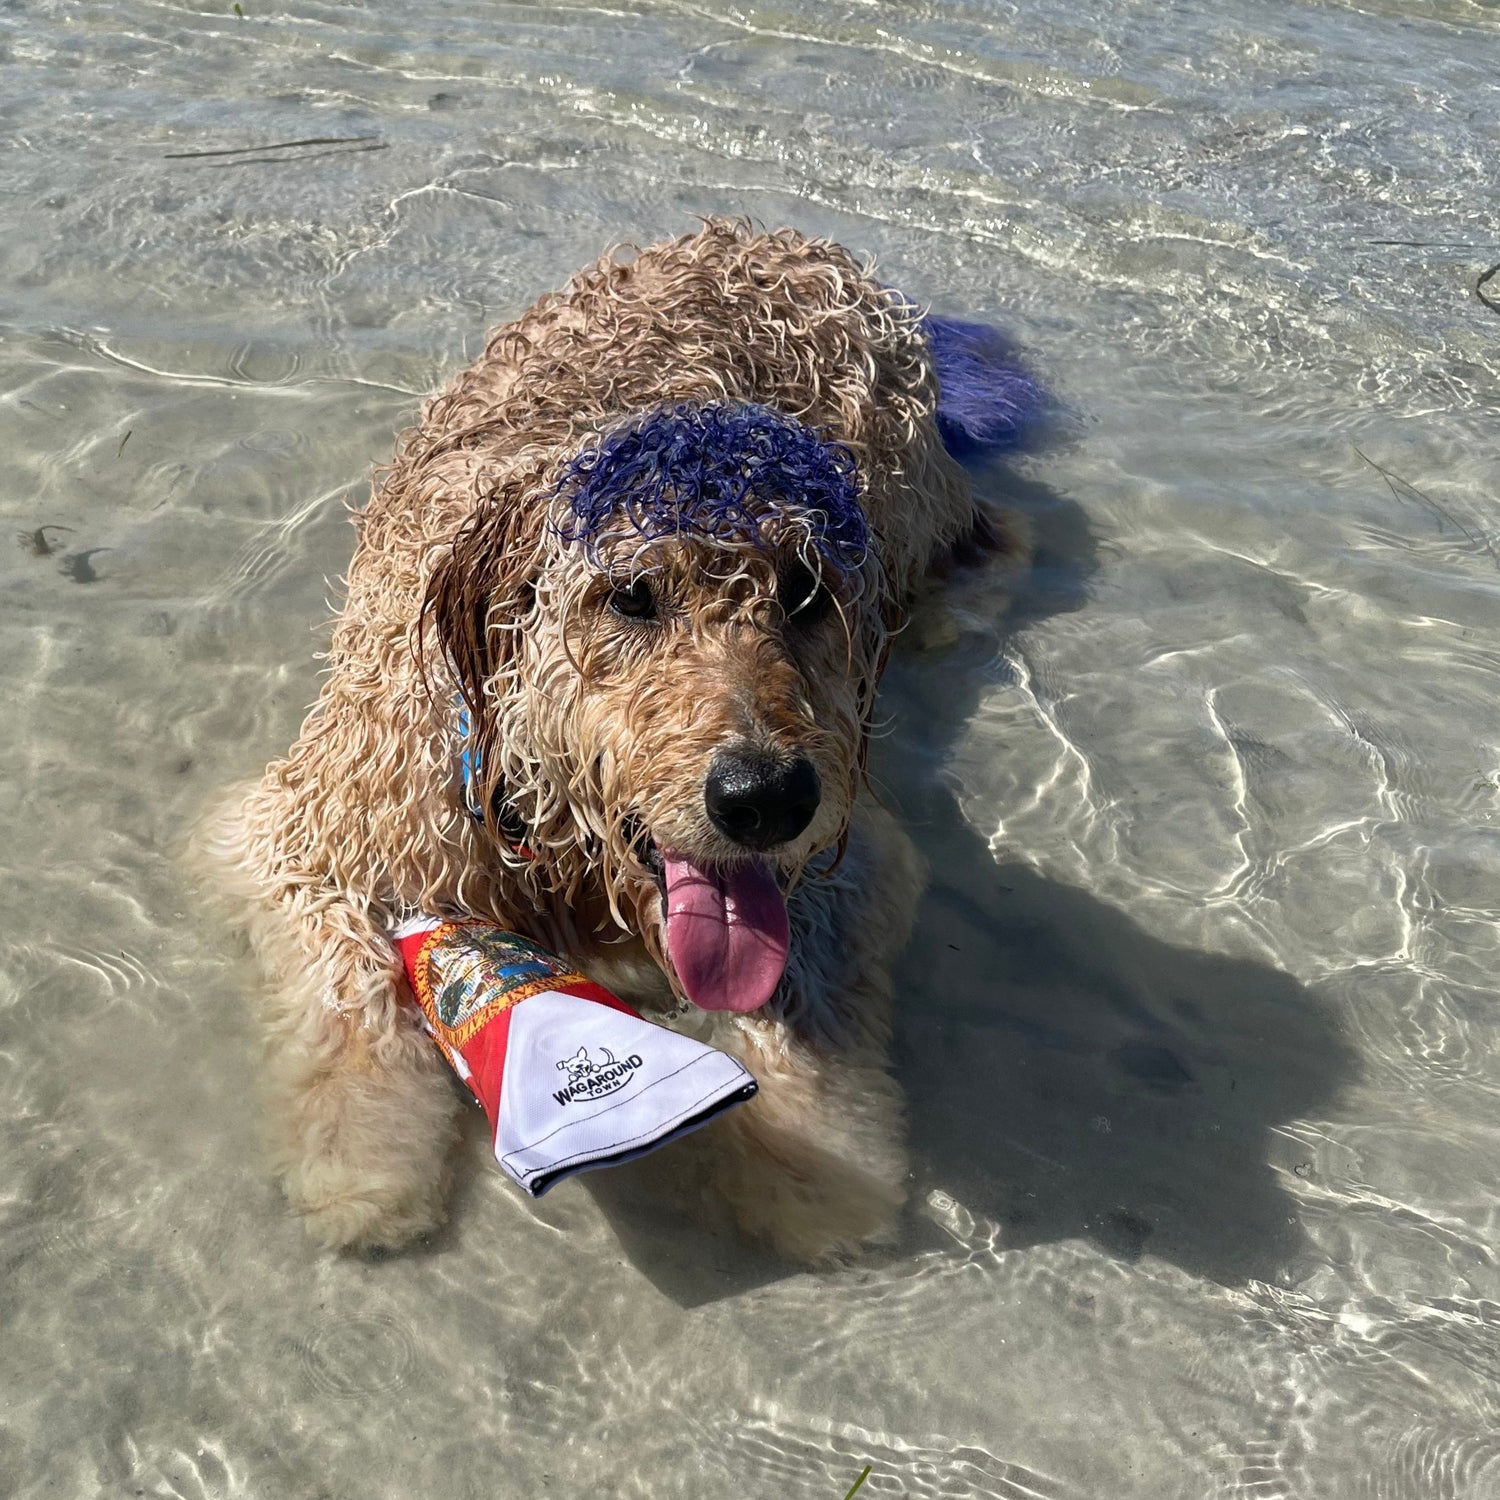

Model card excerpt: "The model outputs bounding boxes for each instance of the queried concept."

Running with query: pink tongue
[662,853,791,1013]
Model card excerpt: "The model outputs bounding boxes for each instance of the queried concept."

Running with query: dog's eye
[606,579,657,621]
[777,559,832,625]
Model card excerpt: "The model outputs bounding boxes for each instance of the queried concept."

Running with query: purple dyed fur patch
[922,315,1047,458]
[554,402,867,571]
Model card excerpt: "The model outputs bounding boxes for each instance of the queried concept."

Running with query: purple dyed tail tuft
[923,315,1047,460]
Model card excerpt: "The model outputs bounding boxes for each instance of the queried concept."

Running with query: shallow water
[3,0,1500,1495]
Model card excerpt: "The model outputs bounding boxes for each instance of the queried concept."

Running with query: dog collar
[456,704,535,859]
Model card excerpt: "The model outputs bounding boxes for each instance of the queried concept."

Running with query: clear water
[3,0,1499,1495]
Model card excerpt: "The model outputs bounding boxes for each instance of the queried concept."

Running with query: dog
[204,219,1040,1262]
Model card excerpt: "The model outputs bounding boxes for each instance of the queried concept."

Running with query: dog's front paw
[719,1138,907,1265]
[263,1007,461,1254]
[284,1156,447,1254]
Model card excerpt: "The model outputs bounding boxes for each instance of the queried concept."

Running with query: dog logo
[552,1045,643,1107]
[558,1046,602,1084]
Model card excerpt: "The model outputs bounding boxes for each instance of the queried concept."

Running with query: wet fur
[202,220,1029,1261]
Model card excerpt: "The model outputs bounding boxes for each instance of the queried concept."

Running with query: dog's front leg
[707,803,924,1262]
[245,890,461,1253]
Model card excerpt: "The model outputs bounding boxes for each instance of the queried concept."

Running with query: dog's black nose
[704,752,821,851]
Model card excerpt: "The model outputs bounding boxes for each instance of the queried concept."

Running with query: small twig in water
[164,135,381,159]
[1354,445,1500,570]
[1366,239,1500,249]
[1478,262,1500,318]
[117,429,132,457]
[842,1466,874,1499]
[207,144,389,167]
[16,524,74,557]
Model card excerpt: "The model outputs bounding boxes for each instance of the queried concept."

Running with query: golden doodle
[205,219,1042,1261]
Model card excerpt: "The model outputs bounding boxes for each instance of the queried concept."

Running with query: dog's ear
[421,492,535,698]
[418,478,545,842]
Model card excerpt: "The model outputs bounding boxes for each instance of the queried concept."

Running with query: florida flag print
[391,917,758,1197]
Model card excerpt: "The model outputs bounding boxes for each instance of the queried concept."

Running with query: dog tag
[391,917,757,1196]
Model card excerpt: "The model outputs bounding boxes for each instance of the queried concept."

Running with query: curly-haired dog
[206,219,1041,1261]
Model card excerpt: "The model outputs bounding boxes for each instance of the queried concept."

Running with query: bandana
[393,916,757,1196]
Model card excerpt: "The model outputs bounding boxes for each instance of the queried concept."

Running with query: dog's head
[424,402,886,1014]
[558,1047,594,1081]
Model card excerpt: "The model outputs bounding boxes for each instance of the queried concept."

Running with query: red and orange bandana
[393,917,757,1196]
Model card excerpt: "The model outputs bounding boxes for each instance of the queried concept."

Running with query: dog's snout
[704,751,821,851]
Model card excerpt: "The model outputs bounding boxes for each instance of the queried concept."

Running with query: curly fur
[201,219,1032,1261]
[555,400,867,575]
[923,315,1047,458]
